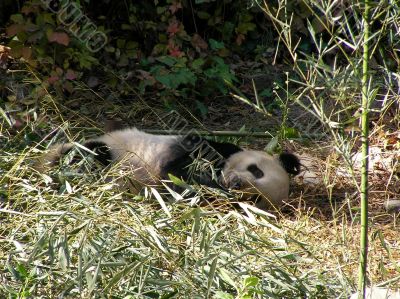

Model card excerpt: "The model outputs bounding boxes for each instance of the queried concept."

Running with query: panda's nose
[227,176,242,190]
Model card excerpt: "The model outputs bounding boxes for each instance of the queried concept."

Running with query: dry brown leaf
[48,32,70,46]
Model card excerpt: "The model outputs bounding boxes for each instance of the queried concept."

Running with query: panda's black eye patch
[247,164,264,179]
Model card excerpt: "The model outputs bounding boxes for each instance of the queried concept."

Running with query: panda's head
[221,150,300,208]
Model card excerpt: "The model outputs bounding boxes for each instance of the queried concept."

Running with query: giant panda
[39,127,301,209]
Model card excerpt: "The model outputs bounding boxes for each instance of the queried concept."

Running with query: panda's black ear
[279,152,301,175]
[180,135,242,159]
[205,139,243,159]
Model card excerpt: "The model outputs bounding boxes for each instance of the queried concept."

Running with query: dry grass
[1,106,399,299]
[2,0,400,296]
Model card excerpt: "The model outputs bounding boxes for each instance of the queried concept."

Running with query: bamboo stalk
[358,0,371,297]
[141,129,325,140]
[143,129,274,137]
[74,127,324,139]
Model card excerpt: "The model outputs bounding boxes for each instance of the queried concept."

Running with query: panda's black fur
[39,128,300,209]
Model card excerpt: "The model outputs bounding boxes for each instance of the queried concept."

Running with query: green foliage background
[2,0,272,100]
[2,0,399,106]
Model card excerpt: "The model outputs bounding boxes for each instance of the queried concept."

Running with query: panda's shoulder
[97,127,158,146]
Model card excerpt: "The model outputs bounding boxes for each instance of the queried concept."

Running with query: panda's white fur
[41,128,181,187]
[40,127,300,209]
[96,128,179,185]
[222,150,291,208]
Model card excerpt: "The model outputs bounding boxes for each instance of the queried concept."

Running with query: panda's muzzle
[221,174,243,190]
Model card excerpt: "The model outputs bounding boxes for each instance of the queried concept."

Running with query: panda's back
[96,128,180,176]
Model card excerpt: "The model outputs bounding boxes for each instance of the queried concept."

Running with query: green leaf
[126,41,138,49]
[209,39,225,50]
[10,14,24,24]
[204,57,236,85]
[236,22,256,35]
[283,127,300,139]
[259,88,273,97]
[117,39,126,49]
[121,24,134,30]
[175,68,197,86]
[16,264,28,279]
[214,292,234,299]
[43,13,55,25]
[156,56,177,67]
[243,276,260,288]
[168,174,187,187]
[155,73,174,89]
[241,13,253,23]
[191,58,205,70]
[156,67,196,89]
[265,136,279,154]
[218,268,237,289]
[156,6,168,14]
[8,40,24,58]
